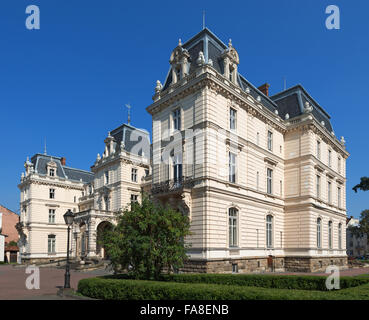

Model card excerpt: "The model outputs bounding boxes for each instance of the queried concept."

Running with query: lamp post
[63,209,75,289]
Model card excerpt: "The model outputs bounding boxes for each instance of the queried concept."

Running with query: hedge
[103,273,369,291]
[77,277,369,300]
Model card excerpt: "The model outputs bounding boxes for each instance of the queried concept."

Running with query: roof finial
[203,10,206,30]
[228,39,232,48]
[178,38,182,46]
[125,104,131,125]
[44,138,47,155]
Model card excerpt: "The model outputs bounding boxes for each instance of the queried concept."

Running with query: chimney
[258,83,270,96]
[61,157,66,166]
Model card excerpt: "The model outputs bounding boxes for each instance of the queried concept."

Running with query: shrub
[78,277,331,300]
[103,273,369,291]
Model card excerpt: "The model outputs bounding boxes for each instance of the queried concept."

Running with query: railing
[151,177,194,195]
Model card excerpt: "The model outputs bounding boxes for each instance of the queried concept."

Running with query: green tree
[102,195,191,280]
[353,177,369,193]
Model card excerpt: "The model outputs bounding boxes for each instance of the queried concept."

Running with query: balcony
[151,177,194,195]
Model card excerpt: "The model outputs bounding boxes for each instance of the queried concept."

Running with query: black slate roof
[162,28,279,113]
[110,123,150,159]
[270,85,333,133]
[30,154,94,183]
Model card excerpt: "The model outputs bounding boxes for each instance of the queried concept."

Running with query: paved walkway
[0,264,111,300]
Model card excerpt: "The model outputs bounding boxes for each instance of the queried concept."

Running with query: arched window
[328,221,333,249]
[266,215,273,248]
[338,223,342,249]
[317,218,321,248]
[229,208,238,247]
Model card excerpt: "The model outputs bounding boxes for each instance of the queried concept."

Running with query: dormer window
[47,161,57,177]
[49,169,55,177]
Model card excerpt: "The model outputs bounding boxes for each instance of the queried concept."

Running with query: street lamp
[63,209,75,289]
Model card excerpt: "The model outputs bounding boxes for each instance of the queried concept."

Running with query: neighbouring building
[0,205,20,263]
[18,28,348,272]
[346,217,368,258]
[147,28,348,272]
[0,213,4,262]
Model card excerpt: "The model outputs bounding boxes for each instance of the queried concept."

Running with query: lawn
[77,273,369,300]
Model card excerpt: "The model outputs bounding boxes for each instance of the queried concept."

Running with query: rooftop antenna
[125,104,131,125]
[203,10,205,30]
[44,138,47,155]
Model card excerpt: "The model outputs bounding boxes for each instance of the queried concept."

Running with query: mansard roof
[270,85,333,133]
[110,123,150,159]
[30,154,94,183]
[162,28,279,113]
[162,28,334,132]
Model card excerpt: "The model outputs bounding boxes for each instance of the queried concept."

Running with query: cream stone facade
[18,28,348,272]
[147,28,348,272]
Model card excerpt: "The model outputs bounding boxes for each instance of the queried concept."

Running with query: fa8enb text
[184,305,229,315]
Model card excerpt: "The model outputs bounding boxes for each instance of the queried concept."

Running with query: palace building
[18,28,348,272]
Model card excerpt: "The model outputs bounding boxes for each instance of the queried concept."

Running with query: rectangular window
[104,196,109,211]
[316,175,321,198]
[229,208,238,247]
[230,108,236,130]
[338,157,341,174]
[337,187,341,208]
[338,224,342,250]
[256,171,259,190]
[328,181,332,203]
[48,209,55,224]
[130,194,138,203]
[229,152,236,183]
[173,109,181,131]
[328,150,332,167]
[317,140,321,160]
[317,219,321,248]
[48,235,56,254]
[266,215,273,248]
[104,171,109,185]
[267,168,273,195]
[49,188,55,199]
[280,180,283,197]
[256,132,260,146]
[267,131,273,151]
[232,263,238,273]
[328,221,332,249]
[49,168,55,177]
[131,168,137,182]
[173,154,182,184]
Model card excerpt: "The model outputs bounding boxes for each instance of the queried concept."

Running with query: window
[173,154,182,184]
[316,175,321,198]
[337,187,341,208]
[131,194,138,203]
[256,132,260,146]
[48,209,55,224]
[173,109,181,131]
[49,168,55,177]
[230,108,236,130]
[328,150,332,167]
[256,171,260,190]
[338,223,342,249]
[317,218,321,248]
[104,171,109,185]
[267,131,273,151]
[266,215,273,248]
[229,152,236,183]
[338,157,341,173]
[229,208,238,247]
[74,196,76,203]
[328,221,333,249]
[131,168,137,182]
[88,185,92,195]
[267,168,273,195]
[232,263,238,273]
[49,188,55,199]
[316,140,321,159]
[48,235,56,254]
[104,196,109,211]
[328,181,332,204]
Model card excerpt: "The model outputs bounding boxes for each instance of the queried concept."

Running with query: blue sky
[0,0,367,216]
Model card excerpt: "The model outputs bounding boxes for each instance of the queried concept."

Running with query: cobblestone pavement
[0,264,112,300]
